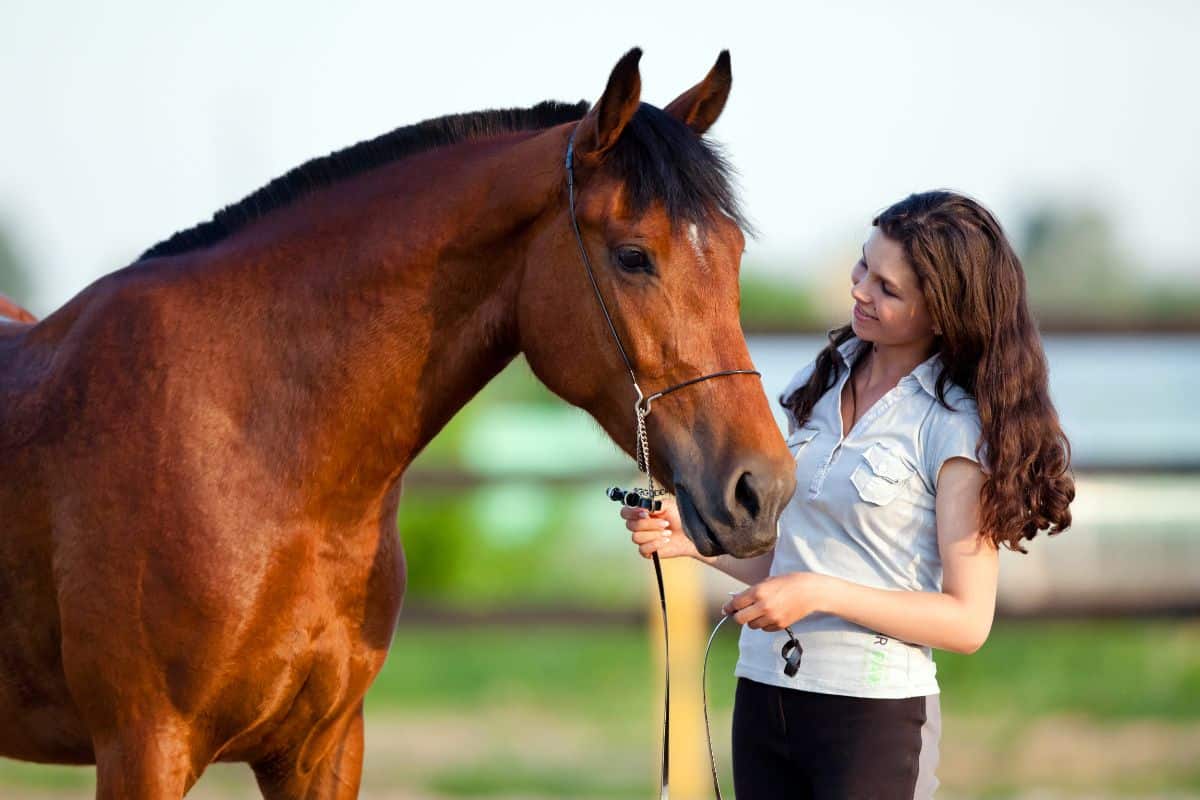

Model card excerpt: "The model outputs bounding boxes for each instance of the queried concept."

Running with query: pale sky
[2,0,1198,314]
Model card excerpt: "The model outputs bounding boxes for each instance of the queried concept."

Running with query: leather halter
[565,123,761,800]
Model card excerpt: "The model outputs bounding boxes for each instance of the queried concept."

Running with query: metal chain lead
[635,404,670,515]
[637,405,650,480]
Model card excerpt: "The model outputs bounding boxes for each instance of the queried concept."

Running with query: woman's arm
[724,457,998,655]
[694,550,776,586]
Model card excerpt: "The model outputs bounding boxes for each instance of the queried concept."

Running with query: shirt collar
[835,335,942,399]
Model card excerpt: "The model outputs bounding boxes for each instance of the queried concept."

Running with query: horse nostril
[734,470,761,521]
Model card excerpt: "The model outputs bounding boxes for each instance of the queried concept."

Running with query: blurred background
[1,0,1197,797]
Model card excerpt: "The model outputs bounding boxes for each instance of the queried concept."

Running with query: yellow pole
[647,553,709,799]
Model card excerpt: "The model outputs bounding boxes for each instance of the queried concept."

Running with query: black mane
[139,99,748,261]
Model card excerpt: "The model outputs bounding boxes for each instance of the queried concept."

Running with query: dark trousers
[731,677,933,799]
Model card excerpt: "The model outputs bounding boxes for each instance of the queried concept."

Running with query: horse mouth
[675,485,725,557]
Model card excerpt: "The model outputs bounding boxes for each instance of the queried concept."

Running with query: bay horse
[0,48,796,797]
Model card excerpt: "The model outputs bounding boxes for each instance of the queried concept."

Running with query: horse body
[0,130,538,790]
[0,50,797,797]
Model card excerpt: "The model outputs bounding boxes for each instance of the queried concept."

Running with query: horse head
[518,49,796,558]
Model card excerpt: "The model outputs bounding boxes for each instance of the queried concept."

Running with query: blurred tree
[0,220,33,303]
[1016,203,1138,320]
[739,269,823,331]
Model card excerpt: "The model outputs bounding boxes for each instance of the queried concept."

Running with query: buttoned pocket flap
[851,443,915,505]
[862,442,911,483]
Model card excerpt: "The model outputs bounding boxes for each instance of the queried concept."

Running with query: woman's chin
[850,318,875,339]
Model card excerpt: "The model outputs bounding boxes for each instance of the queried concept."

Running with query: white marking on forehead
[685,222,711,273]
[687,222,710,269]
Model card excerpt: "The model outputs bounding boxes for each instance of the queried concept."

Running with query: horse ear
[575,48,642,159]
[663,50,732,135]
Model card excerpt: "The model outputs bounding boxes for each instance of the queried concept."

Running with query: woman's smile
[853,303,877,321]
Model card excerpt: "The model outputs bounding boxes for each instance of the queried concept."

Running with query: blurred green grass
[373,619,1200,721]
[371,618,1200,797]
[937,619,1200,721]
[4,619,1199,797]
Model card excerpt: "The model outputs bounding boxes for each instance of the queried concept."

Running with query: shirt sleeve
[779,359,817,435]
[922,400,988,488]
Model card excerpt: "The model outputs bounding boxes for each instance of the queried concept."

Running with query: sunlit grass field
[2,619,1199,798]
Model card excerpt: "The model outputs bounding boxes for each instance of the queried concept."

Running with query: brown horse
[0,49,795,797]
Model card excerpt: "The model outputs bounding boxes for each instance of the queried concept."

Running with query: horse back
[0,267,152,453]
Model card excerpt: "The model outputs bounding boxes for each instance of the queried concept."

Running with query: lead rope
[631,389,673,799]
[702,614,732,798]
[700,614,803,797]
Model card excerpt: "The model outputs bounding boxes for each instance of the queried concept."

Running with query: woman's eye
[882,285,897,297]
[615,246,652,273]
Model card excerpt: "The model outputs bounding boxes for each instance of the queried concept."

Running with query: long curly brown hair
[782,190,1075,552]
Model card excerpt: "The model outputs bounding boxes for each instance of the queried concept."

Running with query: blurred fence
[396,333,1200,619]
[400,465,1200,620]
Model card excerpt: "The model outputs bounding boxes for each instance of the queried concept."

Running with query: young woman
[621,190,1074,799]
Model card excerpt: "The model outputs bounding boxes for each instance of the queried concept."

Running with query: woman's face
[850,228,938,347]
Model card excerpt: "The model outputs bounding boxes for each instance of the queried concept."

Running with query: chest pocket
[786,426,819,461]
[850,441,916,505]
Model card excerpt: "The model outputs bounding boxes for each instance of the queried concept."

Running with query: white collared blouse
[734,335,987,699]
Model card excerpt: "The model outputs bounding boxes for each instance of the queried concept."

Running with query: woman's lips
[854,304,877,321]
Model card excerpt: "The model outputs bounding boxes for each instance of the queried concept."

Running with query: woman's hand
[722,572,829,632]
[620,494,700,561]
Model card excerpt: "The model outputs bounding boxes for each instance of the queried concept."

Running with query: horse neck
[211,130,566,520]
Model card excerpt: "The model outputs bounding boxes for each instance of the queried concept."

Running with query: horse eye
[614,246,652,273]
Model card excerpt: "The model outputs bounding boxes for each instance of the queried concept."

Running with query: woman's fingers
[730,601,765,627]
[630,528,655,541]
[625,515,671,532]
[626,523,671,538]
[619,498,694,561]
[631,528,672,545]
[620,505,674,520]
[633,525,678,555]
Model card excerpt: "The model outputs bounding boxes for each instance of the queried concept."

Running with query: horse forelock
[599,103,752,238]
